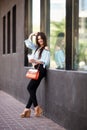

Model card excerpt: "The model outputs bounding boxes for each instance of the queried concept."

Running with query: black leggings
[26,64,46,108]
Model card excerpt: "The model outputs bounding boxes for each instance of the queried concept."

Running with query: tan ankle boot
[20,108,31,118]
[34,106,43,117]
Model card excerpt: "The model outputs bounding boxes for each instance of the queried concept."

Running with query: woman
[20,32,50,118]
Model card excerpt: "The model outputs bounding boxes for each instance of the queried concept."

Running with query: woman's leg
[20,79,40,118]
[26,77,42,108]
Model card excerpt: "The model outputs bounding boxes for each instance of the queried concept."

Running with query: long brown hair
[35,32,47,59]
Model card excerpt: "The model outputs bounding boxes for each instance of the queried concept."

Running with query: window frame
[24,0,80,71]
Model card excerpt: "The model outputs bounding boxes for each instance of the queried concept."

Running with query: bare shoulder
[45,46,49,51]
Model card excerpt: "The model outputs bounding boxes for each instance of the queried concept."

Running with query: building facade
[0,0,87,130]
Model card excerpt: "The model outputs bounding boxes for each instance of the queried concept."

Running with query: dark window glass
[3,16,6,54]
[12,5,16,53]
[7,11,10,54]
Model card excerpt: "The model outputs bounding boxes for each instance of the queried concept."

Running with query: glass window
[7,11,10,54]
[32,0,40,32]
[32,0,40,43]
[24,0,40,66]
[78,0,87,70]
[50,0,66,69]
[3,16,6,54]
[12,5,16,53]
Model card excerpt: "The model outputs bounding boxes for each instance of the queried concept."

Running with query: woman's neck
[39,45,44,49]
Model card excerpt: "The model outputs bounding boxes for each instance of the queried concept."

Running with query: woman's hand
[29,58,42,64]
[29,59,36,63]
[28,32,38,39]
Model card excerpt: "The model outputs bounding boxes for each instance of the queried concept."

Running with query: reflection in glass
[50,0,66,69]
[78,0,87,70]
[54,32,65,69]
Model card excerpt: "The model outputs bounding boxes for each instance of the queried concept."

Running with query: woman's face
[37,35,44,46]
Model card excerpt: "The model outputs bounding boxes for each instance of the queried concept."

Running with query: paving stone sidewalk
[0,90,66,130]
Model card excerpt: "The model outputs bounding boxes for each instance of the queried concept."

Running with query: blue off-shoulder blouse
[24,39,50,68]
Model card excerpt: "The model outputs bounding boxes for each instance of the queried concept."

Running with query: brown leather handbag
[26,68,39,80]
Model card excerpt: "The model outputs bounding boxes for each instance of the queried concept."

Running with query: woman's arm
[28,32,37,40]
[24,33,37,50]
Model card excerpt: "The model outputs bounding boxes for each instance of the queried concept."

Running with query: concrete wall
[0,0,87,130]
[41,70,87,130]
[0,0,26,102]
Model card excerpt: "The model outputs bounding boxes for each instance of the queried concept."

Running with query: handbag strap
[37,64,40,70]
